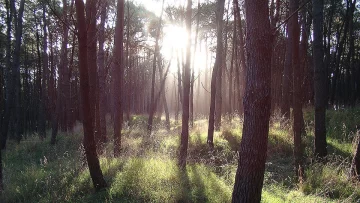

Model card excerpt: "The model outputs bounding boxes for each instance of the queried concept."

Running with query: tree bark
[74,0,107,191]
[178,0,192,169]
[207,0,225,148]
[147,0,165,134]
[39,4,48,140]
[291,0,305,182]
[231,0,272,201]
[113,0,126,156]
[313,0,327,160]
[51,0,69,145]
[98,0,108,146]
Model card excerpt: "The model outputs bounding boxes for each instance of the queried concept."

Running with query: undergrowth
[1,108,360,202]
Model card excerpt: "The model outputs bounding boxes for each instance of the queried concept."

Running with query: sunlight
[161,25,188,72]
[161,25,187,55]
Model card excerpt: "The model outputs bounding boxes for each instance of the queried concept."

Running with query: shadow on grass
[327,141,352,158]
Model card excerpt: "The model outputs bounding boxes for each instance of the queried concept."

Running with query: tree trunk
[51,0,69,145]
[98,0,108,145]
[234,0,246,115]
[313,0,327,160]
[39,5,48,140]
[74,0,107,191]
[190,0,200,128]
[86,0,100,143]
[231,0,272,201]
[178,0,192,169]
[147,0,165,134]
[281,21,292,124]
[290,0,305,182]
[207,0,225,148]
[13,0,25,143]
[113,0,125,156]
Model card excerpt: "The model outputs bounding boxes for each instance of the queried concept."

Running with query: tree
[313,0,327,160]
[74,0,107,191]
[207,0,225,148]
[97,0,108,146]
[178,0,192,169]
[290,0,305,181]
[231,0,273,201]
[51,0,70,145]
[38,4,48,141]
[113,0,125,156]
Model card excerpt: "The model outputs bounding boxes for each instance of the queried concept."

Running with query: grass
[1,108,360,202]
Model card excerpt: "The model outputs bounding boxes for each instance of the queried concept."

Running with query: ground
[1,108,360,202]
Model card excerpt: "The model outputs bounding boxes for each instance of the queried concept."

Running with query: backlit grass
[1,109,360,202]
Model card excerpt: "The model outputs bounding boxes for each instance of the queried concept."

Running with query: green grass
[1,109,360,202]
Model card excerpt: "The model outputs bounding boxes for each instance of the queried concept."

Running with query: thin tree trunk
[13,0,25,143]
[291,0,305,182]
[190,0,200,128]
[178,0,192,169]
[51,0,68,145]
[147,0,165,134]
[113,0,126,156]
[207,0,225,148]
[98,0,108,145]
[39,5,48,140]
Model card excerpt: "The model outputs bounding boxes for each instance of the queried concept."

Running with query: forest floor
[1,108,360,202]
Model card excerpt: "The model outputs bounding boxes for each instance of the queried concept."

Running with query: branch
[45,0,77,35]
[273,0,311,33]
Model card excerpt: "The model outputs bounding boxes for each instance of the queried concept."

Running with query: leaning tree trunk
[313,0,327,160]
[178,0,192,169]
[231,0,272,201]
[207,0,225,148]
[74,0,107,191]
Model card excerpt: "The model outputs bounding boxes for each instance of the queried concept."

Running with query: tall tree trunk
[291,0,305,182]
[158,61,170,131]
[13,0,25,143]
[281,21,292,124]
[178,0,192,169]
[74,0,107,191]
[190,0,200,128]
[207,0,225,148]
[234,0,246,115]
[51,0,69,145]
[147,0,165,134]
[231,0,272,201]
[1,0,13,150]
[313,0,327,160]
[86,0,100,142]
[113,0,125,156]
[98,0,108,145]
[39,5,48,140]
